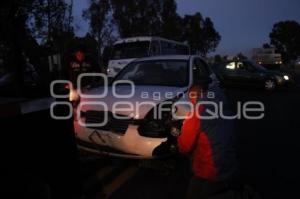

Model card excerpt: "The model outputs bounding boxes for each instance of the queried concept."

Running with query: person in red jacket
[178,84,237,199]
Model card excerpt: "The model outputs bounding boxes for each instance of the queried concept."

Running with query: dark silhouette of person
[178,84,238,199]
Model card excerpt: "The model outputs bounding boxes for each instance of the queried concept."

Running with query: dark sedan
[216,60,293,91]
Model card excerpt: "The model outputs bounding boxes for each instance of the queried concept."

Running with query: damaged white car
[73,55,229,158]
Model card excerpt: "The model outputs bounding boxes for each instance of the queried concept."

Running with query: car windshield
[112,41,150,59]
[247,61,267,71]
[114,60,189,87]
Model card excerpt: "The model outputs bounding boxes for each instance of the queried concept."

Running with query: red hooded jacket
[178,105,218,181]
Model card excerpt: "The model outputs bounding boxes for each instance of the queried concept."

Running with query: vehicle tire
[264,79,276,91]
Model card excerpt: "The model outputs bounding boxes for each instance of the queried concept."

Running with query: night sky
[73,0,300,56]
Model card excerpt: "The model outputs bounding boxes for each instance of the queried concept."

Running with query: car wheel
[264,79,276,91]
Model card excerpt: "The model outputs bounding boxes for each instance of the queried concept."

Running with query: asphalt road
[2,74,300,199]
[224,86,300,199]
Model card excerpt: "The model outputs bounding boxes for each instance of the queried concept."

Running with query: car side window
[193,58,210,84]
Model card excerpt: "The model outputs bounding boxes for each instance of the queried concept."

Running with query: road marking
[102,165,139,199]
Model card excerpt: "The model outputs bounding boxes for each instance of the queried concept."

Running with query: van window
[193,58,210,83]
[161,41,174,55]
[161,41,189,55]
[176,45,189,54]
[112,41,150,59]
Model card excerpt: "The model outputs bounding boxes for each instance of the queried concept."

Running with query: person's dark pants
[186,176,229,199]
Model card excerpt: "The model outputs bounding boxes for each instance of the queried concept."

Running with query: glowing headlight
[283,75,289,80]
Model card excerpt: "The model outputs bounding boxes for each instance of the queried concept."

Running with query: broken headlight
[138,101,182,138]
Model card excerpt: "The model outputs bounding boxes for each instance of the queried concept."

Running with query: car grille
[84,110,132,134]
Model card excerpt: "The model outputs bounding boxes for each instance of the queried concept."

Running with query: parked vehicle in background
[217,60,293,91]
[107,37,190,78]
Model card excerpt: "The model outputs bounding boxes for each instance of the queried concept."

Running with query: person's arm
[177,112,201,154]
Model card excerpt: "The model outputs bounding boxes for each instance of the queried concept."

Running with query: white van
[107,36,190,77]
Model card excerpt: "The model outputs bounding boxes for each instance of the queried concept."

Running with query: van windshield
[112,41,150,59]
[246,61,267,71]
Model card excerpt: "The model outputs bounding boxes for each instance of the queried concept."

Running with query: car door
[232,61,253,85]
[243,62,265,86]
[192,57,212,90]
[222,61,247,85]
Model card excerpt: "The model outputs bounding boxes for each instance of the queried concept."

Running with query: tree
[213,54,222,64]
[111,0,162,37]
[83,0,115,68]
[29,0,73,44]
[269,20,300,63]
[28,0,75,82]
[201,17,221,56]
[111,0,184,40]
[160,0,183,41]
[183,13,221,56]
[0,0,36,94]
[182,13,203,54]
[263,43,271,49]
[236,52,247,60]
[94,0,221,56]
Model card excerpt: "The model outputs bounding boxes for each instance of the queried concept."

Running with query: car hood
[79,85,188,119]
[260,70,290,78]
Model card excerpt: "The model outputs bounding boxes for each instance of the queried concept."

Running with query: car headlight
[138,101,181,138]
[283,75,289,81]
[170,126,181,137]
[138,103,171,138]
